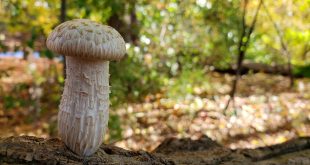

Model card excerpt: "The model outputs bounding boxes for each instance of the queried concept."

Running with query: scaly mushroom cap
[46,19,126,60]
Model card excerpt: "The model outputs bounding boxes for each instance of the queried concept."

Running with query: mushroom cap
[46,19,126,61]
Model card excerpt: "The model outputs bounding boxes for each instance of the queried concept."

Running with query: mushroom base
[58,56,110,156]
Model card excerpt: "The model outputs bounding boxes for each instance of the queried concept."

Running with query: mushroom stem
[58,56,110,156]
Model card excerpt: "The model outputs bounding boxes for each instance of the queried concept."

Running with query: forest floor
[0,57,309,152]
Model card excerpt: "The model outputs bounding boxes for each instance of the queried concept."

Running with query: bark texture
[1,135,310,165]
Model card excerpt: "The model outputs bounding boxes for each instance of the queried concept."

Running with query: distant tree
[60,0,66,78]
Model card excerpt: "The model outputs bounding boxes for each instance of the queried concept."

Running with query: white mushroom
[46,19,126,156]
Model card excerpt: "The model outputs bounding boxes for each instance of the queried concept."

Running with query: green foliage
[108,114,122,141]
[40,49,54,59]
[166,68,210,99]
[294,64,310,78]
[3,83,30,110]
[110,45,164,106]
[67,0,120,22]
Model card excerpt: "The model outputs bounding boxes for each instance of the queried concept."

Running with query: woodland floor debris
[0,58,309,152]
[1,135,310,164]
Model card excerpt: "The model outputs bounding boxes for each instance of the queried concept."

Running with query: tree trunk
[1,135,310,164]
[60,0,67,79]
[107,1,139,45]
[225,0,263,111]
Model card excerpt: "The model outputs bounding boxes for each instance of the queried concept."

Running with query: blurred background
[0,0,309,151]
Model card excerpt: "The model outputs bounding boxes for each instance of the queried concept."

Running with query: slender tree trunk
[129,1,139,45]
[107,1,139,45]
[225,0,263,112]
[301,44,309,61]
[22,46,28,60]
[287,52,294,87]
[60,0,67,79]
[262,1,294,88]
